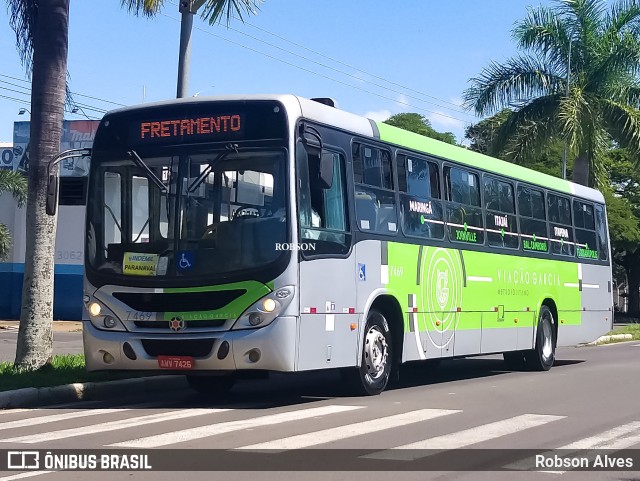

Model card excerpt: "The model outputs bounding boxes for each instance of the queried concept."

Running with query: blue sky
[0,0,558,144]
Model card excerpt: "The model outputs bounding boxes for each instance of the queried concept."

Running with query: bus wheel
[502,351,527,370]
[186,374,235,399]
[526,305,555,371]
[347,309,393,396]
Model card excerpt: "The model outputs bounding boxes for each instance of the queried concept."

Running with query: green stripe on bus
[375,122,573,194]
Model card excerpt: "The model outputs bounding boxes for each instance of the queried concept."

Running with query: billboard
[0,143,12,170]
[12,120,100,176]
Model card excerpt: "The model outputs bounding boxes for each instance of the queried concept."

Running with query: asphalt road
[0,341,639,481]
[0,330,83,363]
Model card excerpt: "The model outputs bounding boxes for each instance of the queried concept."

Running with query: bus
[65,94,612,396]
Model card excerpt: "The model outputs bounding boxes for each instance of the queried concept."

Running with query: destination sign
[136,114,244,143]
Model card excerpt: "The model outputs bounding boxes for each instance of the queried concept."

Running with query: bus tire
[186,374,235,399]
[346,309,393,396]
[526,305,555,371]
[503,350,527,370]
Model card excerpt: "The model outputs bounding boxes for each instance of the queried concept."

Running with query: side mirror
[318,151,334,189]
[46,174,59,216]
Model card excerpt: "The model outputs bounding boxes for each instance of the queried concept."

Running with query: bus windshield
[86,148,288,280]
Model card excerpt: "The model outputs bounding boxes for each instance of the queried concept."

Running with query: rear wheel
[525,305,556,371]
[186,374,235,399]
[344,309,393,396]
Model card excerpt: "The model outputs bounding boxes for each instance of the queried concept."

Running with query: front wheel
[526,305,556,371]
[186,374,235,399]
[344,309,393,396]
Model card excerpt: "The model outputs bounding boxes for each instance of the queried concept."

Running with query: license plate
[157,356,194,370]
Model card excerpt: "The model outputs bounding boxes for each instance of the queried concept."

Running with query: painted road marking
[0,472,53,481]
[0,408,135,432]
[365,414,565,461]
[111,405,364,448]
[2,409,229,444]
[236,408,461,451]
[505,420,640,473]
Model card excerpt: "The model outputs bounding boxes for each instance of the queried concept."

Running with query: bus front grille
[141,339,215,357]
[133,320,227,329]
[113,290,246,312]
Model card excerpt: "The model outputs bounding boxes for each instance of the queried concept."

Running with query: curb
[584,333,634,346]
[0,375,188,409]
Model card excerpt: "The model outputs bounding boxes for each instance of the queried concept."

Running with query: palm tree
[7,0,261,371]
[463,0,640,187]
[0,170,27,260]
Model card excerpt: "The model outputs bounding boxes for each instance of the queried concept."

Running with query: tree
[463,0,640,188]
[7,0,262,371]
[383,113,457,145]
[0,170,27,260]
[464,109,511,155]
[605,148,640,314]
[465,109,569,177]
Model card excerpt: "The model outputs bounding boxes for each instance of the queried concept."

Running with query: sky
[0,0,560,145]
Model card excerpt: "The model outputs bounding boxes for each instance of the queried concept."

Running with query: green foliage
[120,0,262,25]
[463,0,640,187]
[383,113,457,145]
[0,354,138,391]
[0,170,27,261]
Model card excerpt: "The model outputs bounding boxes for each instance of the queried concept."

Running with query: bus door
[296,139,356,370]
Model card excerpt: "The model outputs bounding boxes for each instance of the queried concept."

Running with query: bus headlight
[87,299,127,332]
[88,302,102,317]
[232,286,295,330]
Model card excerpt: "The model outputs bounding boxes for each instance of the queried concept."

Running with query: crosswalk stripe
[505,420,640,473]
[110,405,364,448]
[365,414,565,461]
[0,472,53,481]
[236,408,461,451]
[2,409,230,444]
[0,409,133,432]
[560,421,640,450]
[0,409,31,416]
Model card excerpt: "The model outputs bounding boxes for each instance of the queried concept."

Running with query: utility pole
[562,40,572,180]
[177,0,207,98]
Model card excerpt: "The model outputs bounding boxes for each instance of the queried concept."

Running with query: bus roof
[103,94,604,204]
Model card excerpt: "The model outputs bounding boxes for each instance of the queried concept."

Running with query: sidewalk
[0,320,82,332]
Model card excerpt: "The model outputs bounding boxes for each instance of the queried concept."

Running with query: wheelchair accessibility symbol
[358,263,366,281]
[177,251,194,271]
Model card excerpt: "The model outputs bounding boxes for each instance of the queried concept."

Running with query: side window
[445,166,484,245]
[517,185,548,253]
[484,176,518,249]
[352,143,397,235]
[398,155,444,240]
[573,200,598,260]
[352,143,393,189]
[595,203,609,261]
[298,148,350,255]
[548,193,574,256]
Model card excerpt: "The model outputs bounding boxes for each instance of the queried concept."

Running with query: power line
[0,73,128,107]
[162,13,470,126]
[0,83,108,115]
[168,0,468,115]
[223,17,472,117]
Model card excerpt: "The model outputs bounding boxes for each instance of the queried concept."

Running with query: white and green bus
[72,95,612,396]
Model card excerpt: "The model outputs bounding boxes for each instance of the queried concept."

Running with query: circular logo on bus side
[420,247,463,348]
[169,316,186,332]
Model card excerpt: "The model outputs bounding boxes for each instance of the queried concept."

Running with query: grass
[0,354,144,392]
[607,322,640,340]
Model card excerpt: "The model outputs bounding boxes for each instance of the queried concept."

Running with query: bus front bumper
[83,316,297,373]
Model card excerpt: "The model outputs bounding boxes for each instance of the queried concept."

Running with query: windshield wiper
[127,150,167,193]
[187,143,238,193]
